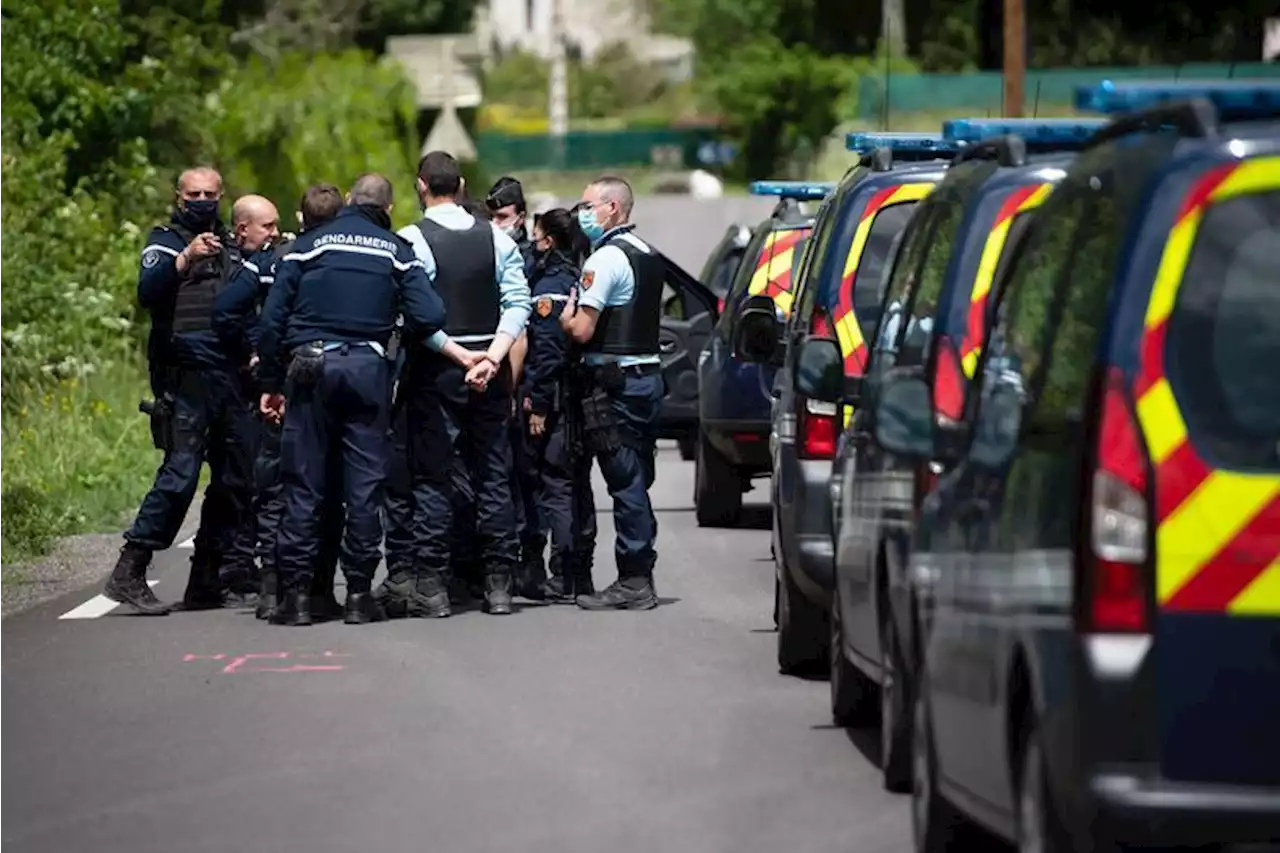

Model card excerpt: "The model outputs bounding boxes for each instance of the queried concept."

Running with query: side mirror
[873,368,934,457]
[793,337,844,402]
[734,294,781,363]
[969,380,1024,469]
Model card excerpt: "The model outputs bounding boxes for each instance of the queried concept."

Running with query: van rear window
[1167,189,1280,472]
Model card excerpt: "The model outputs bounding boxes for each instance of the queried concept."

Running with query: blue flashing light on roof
[941,117,1108,147]
[748,181,835,200]
[845,132,961,155]
[1075,80,1280,120]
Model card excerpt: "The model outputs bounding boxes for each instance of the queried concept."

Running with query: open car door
[657,254,719,443]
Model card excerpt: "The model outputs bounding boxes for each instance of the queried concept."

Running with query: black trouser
[396,354,519,579]
[125,367,253,564]
[276,346,391,591]
[531,412,596,575]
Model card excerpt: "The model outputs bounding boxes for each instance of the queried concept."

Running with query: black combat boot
[373,567,415,618]
[311,559,342,620]
[544,550,594,603]
[576,575,657,611]
[409,570,451,618]
[483,572,514,615]
[178,552,224,611]
[269,582,312,626]
[343,578,385,625]
[515,538,547,600]
[255,566,279,620]
[103,543,171,616]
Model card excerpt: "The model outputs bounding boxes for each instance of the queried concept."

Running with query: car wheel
[912,673,961,853]
[777,559,828,675]
[830,582,876,726]
[880,614,913,792]
[695,428,742,527]
[1017,717,1073,853]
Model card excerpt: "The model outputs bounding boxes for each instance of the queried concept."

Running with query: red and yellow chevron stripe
[1135,155,1280,617]
[831,182,936,380]
[747,228,811,318]
[960,182,1053,377]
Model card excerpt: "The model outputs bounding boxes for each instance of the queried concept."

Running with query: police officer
[560,176,664,611]
[258,173,445,626]
[523,208,597,602]
[486,176,548,598]
[214,184,347,620]
[103,167,256,615]
[217,193,281,607]
[375,151,531,618]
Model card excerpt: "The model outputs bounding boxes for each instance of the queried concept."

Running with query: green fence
[476,128,726,172]
[854,63,1280,121]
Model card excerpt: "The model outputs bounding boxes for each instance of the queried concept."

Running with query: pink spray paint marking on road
[183,651,350,674]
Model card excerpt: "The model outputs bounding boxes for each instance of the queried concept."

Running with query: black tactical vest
[585,232,664,356]
[415,218,499,337]
[169,222,243,334]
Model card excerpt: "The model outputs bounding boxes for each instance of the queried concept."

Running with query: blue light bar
[748,181,835,200]
[845,132,960,154]
[941,117,1108,147]
[1075,80,1280,120]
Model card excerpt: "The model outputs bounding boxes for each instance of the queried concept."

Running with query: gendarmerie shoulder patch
[581,270,595,290]
[536,296,552,318]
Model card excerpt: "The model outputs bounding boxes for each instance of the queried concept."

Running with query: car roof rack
[950,134,1029,167]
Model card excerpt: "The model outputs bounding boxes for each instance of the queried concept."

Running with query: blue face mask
[577,206,605,244]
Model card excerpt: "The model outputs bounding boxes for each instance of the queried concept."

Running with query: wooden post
[1002,0,1025,117]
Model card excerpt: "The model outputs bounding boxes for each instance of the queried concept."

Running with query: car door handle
[659,340,677,354]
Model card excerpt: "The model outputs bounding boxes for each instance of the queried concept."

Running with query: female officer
[521,209,597,601]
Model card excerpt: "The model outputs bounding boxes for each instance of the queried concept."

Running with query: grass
[2,360,159,563]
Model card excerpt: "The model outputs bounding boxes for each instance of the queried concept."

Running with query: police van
[795,118,1105,790]
[694,182,823,526]
[736,134,959,675]
[866,81,1280,851]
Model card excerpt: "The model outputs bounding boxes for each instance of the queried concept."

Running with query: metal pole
[549,0,569,170]
[1002,0,1025,117]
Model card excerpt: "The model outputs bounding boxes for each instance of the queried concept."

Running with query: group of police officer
[103,151,668,626]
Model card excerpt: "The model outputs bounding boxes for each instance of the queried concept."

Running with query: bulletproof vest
[415,218,499,337]
[169,222,243,334]
[585,232,664,356]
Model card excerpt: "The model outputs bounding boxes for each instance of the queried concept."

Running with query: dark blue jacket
[212,244,277,366]
[137,215,239,375]
[523,253,577,415]
[258,206,446,394]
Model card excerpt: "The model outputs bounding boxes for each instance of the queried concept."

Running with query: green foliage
[210,49,421,226]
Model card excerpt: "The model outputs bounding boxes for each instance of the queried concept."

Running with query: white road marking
[178,536,195,549]
[58,582,161,620]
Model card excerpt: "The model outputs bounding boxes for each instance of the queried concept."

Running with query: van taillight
[717,296,726,314]
[1086,367,1150,634]
[799,310,838,459]
[933,335,965,424]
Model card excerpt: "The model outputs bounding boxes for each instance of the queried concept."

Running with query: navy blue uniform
[259,205,445,608]
[122,213,255,607]
[214,241,344,617]
[523,253,598,599]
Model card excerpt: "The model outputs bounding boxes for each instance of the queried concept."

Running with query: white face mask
[502,222,525,241]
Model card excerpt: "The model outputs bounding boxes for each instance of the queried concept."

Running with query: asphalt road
[2,446,915,853]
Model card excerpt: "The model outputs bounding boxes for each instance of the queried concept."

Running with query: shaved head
[589,176,634,218]
[580,174,634,234]
[231,194,280,253]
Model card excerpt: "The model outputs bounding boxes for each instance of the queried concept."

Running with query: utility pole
[549,0,569,170]
[1002,0,1025,117]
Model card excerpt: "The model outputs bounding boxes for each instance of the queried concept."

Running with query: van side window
[793,195,839,327]
[1032,171,1124,427]
[873,204,938,357]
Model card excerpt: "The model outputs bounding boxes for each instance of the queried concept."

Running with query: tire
[677,432,696,461]
[880,613,913,792]
[830,582,876,726]
[777,560,828,675]
[1016,717,1074,853]
[695,429,742,527]
[912,673,962,853]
